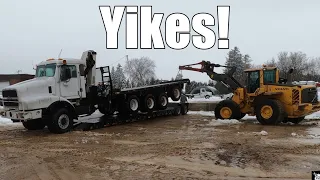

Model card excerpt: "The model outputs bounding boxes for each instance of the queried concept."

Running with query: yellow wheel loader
[179,61,320,125]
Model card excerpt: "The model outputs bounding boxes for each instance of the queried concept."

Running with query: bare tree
[264,57,276,67]
[124,57,156,87]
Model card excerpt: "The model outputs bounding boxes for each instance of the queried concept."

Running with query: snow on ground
[0,117,13,125]
[169,96,224,103]
[305,111,320,119]
[188,110,257,120]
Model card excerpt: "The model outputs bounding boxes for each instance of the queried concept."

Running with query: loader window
[247,71,260,93]
[263,70,276,84]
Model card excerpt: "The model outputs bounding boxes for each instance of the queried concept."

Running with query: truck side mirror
[61,66,71,81]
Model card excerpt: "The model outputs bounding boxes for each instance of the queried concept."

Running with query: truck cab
[1,51,98,133]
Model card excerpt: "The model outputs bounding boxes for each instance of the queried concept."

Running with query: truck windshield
[36,63,56,77]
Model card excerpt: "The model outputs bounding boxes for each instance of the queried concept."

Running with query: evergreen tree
[242,54,252,69]
[224,46,246,84]
[175,72,183,80]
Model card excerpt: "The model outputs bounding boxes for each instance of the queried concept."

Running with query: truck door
[60,65,80,99]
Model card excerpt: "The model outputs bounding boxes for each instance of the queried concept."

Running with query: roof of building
[0,74,34,82]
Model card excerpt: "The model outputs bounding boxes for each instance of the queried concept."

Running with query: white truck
[1,50,189,133]
[187,87,213,99]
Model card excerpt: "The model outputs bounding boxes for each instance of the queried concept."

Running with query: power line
[109,55,129,66]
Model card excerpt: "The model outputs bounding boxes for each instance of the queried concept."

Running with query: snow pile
[188,111,215,116]
[253,130,268,136]
[0,117,13,125]
[188,111,257,120]
[305,111,320,119]
[169,96,224,103]
[187,96,223,103]
[208,119,242,126]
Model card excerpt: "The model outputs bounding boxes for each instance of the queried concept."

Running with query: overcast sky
[0,0,319,82]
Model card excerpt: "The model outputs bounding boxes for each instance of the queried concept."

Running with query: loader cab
[245,66,278,93]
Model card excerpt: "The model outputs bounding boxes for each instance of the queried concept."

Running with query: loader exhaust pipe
[287,68,294,84]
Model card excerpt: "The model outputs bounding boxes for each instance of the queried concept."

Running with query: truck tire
[127,95,140,113]
[205,95,210,99]
[22,119,46,130]
[214,100,241,120]
[174,106,181,116]
[157,93,168,110]
[141,94,156,112]
[255,99,284,125]
[170,86,181,101]
[47,108,73,134]
[181,104,188,115]
[98,104,114,115]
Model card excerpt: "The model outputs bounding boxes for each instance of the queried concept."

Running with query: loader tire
[284,116,305,124]
[255,99,284,125]
[214,100,241,120]
[22,119,46,130]
[47,108,73,134]
[236,113,246,120]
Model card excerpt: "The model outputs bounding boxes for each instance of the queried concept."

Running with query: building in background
[0,74,34,95]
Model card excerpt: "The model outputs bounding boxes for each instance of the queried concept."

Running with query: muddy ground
[0,114,320,180]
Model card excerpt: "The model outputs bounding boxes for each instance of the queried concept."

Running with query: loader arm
[179,61,243,93]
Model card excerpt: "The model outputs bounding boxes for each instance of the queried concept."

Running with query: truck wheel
[181,104,188,115]
[22,119,46,130]
[141,94,155,112]
[170,86,181,101]
[214,100,241,120]
[157,93,168,110]
[174,106,181,116]
[127,95,140,113]
[255,99,284,125]
[47,108,73,134]
[98,104,114,115]
[205,95,210,99]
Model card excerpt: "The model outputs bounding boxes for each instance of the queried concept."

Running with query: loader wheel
[157,93,168,110]
[214,100,241,120]
[141,94,156,112]
[22,119,46,130]
[127,95,140,113]
[284,116,305,124]
[47,108,73,134]
[170,86,181,101]
[255,99,284,125]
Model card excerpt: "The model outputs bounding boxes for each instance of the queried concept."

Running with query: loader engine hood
[2,77,57,110]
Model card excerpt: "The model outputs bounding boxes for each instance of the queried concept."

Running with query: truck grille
[301,87,318,104]
[2,90,18,107]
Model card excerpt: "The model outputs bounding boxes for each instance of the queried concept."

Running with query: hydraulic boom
[179,61,243,94]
